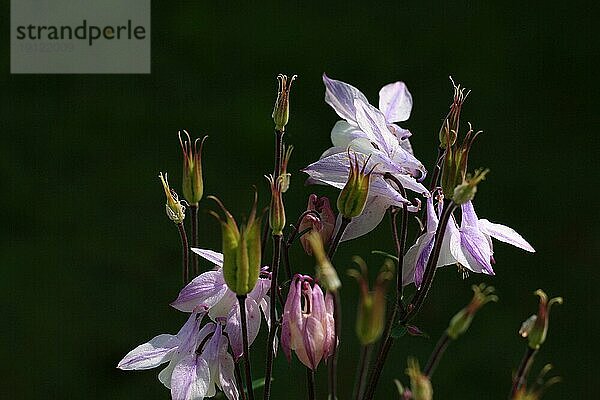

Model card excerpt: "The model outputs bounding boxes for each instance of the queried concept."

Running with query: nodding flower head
[179,130,207,206]
[519,289,563,350]
[299,194,336,255]
[208,193,262,295]
[273,74,297,131]
[281,274,336,370]
[337,149,377,219]
[159,172,186,224]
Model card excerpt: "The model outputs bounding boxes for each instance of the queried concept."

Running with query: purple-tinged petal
[323,292,336,358]
[354,98,398,155]
[218,342,239,400]
[176,313,205,355]
[301,316,325,370]
[225,297,261,359]
[209,290,237,321]
[439,216,460,267]
[378,81,413,123]
[478,219,535,252]
[281,278,300,361]
[117,334,179,370]
[460,201,479,227]
[459,226,494,274]
[414,234,436,288]
[170,354,210,400]
[323,73,369,123]
[171,270,228,312]
[425,197,439,234]
[190,248,224,267]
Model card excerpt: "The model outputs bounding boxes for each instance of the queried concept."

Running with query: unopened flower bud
[208,194,262,295]
[447,283,498,340]
[179,131,207,206]
[279,144,293,193]
[273,74,297,131]
[348,256,393,345]
[299,194,336,255]
[512,364,561,400]
[337,150,375,219]
[281,274,335,370]
[519,289,563,350]
[159,172,186,224]
[266,174,286,236]
[452,168,490,205]
[306,231,341,292]
[406,358,433,400]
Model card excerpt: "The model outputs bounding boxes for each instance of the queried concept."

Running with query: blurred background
[1,1,597,399]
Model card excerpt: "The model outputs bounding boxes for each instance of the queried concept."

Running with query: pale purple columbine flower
[403,199,535,287]
[170,248,271,360]
[281,274,335,370]
[303,74,428,241]
[117,311,239,400]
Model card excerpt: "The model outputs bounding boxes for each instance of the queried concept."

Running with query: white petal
[478,219,535,252]
[171,270,228,312]
[378,81,413,123]
[323,73,369,123]
[354,98,398,155]
[341,196,391,241]
[190,248,224,267]
[331,120,368,148]
[171,355,210,400]
[117,334,179,370]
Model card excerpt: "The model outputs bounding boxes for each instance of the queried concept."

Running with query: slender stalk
[510,347,537,398]
[326,217,350,400]
[273,129,284,178]
[306,367,316,400]
[423,332,451,378]
[327,216,351,259]
[189,204,199,276]
[353,344,372,400]
[234,362,248,400]
[263,234,282,400]
[363,200,456,400]
[176,222,190,285]
[238,295,255,400]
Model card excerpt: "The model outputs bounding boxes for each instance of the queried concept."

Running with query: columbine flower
[118,311,239,400]
[403,197,535,287]
[303,74,427,241]
[170,248,271,359]
[281,274,335,370]
[298,194,336,255]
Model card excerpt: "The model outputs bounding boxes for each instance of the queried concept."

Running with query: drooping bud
[279,144,293,193]
[452,168,490,205]
[446,283,498,340]
[306,231,341,292]
[438,77,469,149]
[519,289,563,350]
[347,256,393,345]
[208,193,262,295]
[406,358,433,400]
[337,150,375,219]
[159,172,186,224]
[266,174,286,236]
[299,194,336,255]
[179,130,207,206]
[272,74,297,131]
[281,274,336,370]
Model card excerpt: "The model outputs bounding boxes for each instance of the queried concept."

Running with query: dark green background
[2,1,597,399]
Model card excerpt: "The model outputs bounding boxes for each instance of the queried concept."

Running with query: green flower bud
[446,283,498,340]
[306,231,341,292]
[452,168,490,205]
[513,364,561,400]
[279,145,293,193]
[337,151,375,219]
[272,74,296,131]
[406,358,433,400]
[266,174,286,236]
[159,172,186,224]
[179,131,207,206]
[208,194,262,295]
[348,256,393,345]
[438,77,469,149]
[519,289,563,350]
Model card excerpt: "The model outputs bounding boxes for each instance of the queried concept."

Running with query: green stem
[190,204,199,276]
[510,347,537,398]
[353,344,372,400]
[263,234,282,400]
[306,367,316,400]
[423,332,451,378]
